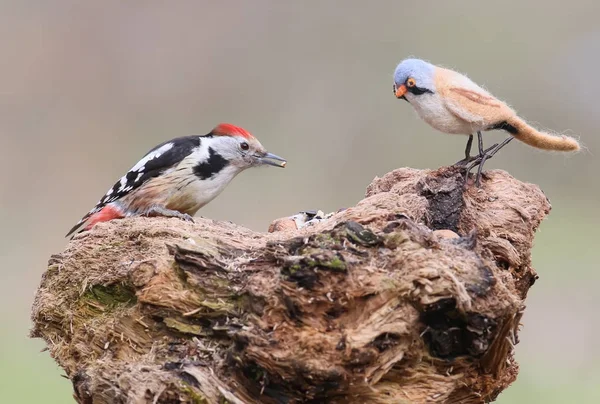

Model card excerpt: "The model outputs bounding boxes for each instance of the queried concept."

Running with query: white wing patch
[131,142,174,172]
[67,136,200,238]
[97,142,175,205]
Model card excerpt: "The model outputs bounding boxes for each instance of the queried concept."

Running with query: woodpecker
[66,123,286,237]
[393,58,580,185]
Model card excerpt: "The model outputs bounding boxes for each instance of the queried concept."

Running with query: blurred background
[1,1,599,402]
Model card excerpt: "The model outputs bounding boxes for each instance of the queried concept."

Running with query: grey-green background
[1,1,599,402]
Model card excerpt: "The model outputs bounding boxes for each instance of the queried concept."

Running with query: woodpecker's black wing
[66,135,201,237]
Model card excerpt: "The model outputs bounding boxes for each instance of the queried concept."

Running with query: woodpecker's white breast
[157,138,244,215]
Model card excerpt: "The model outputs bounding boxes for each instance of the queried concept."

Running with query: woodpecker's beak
[395,84,407,99]
[259,152,287,168]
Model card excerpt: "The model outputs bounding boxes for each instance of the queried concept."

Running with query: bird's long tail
[500,117,580,152]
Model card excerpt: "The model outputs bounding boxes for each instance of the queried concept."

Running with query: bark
[30,166,550,403]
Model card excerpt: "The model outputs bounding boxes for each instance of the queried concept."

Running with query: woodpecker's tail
[65,218,87,238]
[65,205,125,238]
[497,117,580,152]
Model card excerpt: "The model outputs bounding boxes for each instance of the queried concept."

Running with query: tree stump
[31,166,550,403]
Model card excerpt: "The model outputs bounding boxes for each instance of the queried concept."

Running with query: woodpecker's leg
[454,135,475,166]
[144,206,194,222]
[473,137,515,186]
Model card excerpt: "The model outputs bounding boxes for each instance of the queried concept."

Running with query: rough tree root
[31,166,550,404]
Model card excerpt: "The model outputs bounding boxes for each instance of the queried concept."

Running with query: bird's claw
[455,142,497,170]
[181,213,194,223]
[462,137,514,187]
[145,207,195,223]
[169,211,194,223]
[454,158,470,167]
[454,154,481,166]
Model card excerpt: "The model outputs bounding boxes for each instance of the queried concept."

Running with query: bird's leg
[477,131,484,156]
[473,137,515,186]
[464,142,498,182]
[455,131,488,166]
[464,134,474,160]
[144,206,194,222]
[454,134,474,166]
[459,132,515,186]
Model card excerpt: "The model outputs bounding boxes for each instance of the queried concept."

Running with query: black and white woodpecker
[66,123,286,237]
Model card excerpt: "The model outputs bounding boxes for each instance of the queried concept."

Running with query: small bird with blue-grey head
[393,58,580,186]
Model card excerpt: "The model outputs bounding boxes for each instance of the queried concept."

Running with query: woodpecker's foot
[464,137,515,187]
[144,207,195,222]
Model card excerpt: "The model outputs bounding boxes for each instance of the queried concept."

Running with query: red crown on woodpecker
[212,123,254,139]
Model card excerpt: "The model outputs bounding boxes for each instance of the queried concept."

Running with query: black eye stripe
[408,85,434,95]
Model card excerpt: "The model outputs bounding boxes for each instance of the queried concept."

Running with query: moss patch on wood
[82,283,137,311]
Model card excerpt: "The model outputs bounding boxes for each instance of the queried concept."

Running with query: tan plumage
[437,68,579,151]
[394,59,580,153]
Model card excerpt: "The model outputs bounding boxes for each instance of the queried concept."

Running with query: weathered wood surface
[31,166,550,403]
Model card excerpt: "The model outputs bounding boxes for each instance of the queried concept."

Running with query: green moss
[385,232,409,249]
[163,318,206,336]
[298,247,318,257]
[197,299,236,314]
[180,384,209,404]
[286,252,347,274]
[307,255,346,271]
[182,299,238,319]
[94,240,124,252]
[344,221,381,246]
[287,264,302,274]
[315,233,336,246]
[81,283,137,310]
[319,256,346,271]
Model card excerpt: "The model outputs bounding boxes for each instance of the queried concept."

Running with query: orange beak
[395,84,407,98]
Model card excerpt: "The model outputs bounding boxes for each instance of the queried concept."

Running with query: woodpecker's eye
[406,78,416,88]
[240,142,249,151]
